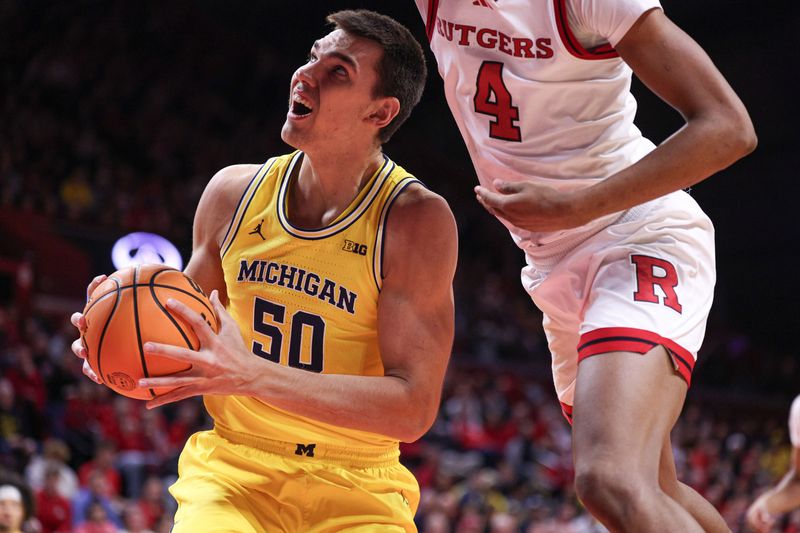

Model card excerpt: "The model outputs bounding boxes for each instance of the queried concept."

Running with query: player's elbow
[729,111,758,158]
[715,103,758,161]
[394,393,439,443]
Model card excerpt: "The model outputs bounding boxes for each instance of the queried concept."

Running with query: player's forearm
[243,363,436,442]
[576,112,756,220]
[764,471,800,515]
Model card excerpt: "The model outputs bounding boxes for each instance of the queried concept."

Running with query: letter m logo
[294,443,316,457]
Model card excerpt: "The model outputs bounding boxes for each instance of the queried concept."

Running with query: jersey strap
[426,0,441,42]
[220,159,277,259]
[371,177,421,291]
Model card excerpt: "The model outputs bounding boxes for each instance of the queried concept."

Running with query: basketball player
[746,395,800,532]
[412,1,755,531]
[71,10,457,531]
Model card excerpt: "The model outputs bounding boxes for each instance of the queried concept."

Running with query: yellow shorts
[169,427,420,532]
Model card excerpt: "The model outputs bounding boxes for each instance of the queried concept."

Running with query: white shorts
[520,191,716,414]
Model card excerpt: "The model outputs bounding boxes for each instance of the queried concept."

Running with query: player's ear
[368,97,400,129]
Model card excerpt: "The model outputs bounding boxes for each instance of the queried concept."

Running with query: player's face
[281,30,386,150]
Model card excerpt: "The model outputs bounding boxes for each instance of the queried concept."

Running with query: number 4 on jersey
[473,61,521,142]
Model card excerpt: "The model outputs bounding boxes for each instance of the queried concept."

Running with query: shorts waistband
[213,425,401,468]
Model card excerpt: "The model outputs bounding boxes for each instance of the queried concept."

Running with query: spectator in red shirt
[5,345,47,412]
[132,476,164,529]
[78,441,121,497]
[36,466,71,533]
[74,500,118,533]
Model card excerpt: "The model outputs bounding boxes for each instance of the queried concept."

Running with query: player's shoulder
[391,181,455,230]
[195,163,266,241]
[205,164,264,198]
[382,180,458,276]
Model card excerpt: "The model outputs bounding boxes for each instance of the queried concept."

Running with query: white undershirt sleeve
[567,0,663,49]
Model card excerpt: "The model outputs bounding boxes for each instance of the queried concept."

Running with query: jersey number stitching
[252,296,326,372]
[473,61,521,142]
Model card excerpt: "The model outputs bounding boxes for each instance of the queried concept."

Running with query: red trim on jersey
[426,0,441,42]
[553,0,619,60]
[577,327,695,385]
[560,401,574,425]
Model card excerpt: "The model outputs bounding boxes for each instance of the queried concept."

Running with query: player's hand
[70,274,108,384]
[474,180,595,232]
[137,290,258,408]
[746,496,776,532]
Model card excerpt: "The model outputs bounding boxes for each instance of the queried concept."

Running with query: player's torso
[416,0,656,246]
[211,151,418,448]
[422,0,650,177]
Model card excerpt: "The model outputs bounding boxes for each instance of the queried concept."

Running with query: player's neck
[288,146,384,229]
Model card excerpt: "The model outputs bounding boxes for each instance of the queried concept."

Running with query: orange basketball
[81,264,218,400]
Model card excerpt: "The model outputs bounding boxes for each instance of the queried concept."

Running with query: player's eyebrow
[312,41,358,71]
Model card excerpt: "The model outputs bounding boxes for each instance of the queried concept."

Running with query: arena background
[1,1,797,532]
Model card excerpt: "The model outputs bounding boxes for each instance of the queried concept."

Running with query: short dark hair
[327,10,426,143]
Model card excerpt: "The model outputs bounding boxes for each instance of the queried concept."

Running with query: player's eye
[307,53,317,63]
[333,65,348,77]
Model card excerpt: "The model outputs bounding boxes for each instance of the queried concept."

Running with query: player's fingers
[137,375,198,390]
[209,290,235,331]
[165,298,215,342]
[145,385,200,409]
[71,338,87,359]
[83,360,102,384]
[86,274,107,300]
[143,341,206,366]
[492,179,522,195]
[474,186,508,211]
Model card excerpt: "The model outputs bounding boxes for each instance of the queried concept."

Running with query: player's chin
[280,122,309,149]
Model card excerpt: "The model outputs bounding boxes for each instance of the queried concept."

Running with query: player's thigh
[170,475,263,533]
[170,431,302,532]
[306,462,419,533]
[572,346,688,469]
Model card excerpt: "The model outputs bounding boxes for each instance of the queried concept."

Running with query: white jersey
[415,0,661,249]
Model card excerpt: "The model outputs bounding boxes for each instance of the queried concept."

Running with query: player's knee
[574,463,646,522]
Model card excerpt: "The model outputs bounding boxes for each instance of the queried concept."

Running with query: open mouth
[290,94,314,117]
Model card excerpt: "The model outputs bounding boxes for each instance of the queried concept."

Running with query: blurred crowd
[0,304,798,532]
[1,1,797,532]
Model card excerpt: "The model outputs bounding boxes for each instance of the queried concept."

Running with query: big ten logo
[342,240,368,256]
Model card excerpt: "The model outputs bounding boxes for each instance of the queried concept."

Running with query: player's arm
[68,164,256,382]
[183,164,261,305]
[747,397,800,531]
[580,8,757,216]
[476,8,757,231]
[141,185,458,442]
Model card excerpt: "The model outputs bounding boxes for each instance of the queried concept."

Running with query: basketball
[81,264,219,400]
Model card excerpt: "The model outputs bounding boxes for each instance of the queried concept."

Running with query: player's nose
[294,62,320,86]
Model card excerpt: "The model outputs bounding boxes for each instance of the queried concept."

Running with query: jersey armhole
[219,158,276,260]
[553,0,619,60]
[426,0,441,42]
[371,178,422,292]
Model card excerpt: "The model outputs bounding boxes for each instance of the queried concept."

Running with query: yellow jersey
[210,151,420,451]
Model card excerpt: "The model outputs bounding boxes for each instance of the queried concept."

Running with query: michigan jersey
[209,151,419,451]
[414,0,660,248]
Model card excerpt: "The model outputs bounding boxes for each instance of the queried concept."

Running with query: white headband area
[0,485,22,503]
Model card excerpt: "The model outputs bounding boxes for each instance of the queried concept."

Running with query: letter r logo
[630,254,683,313]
